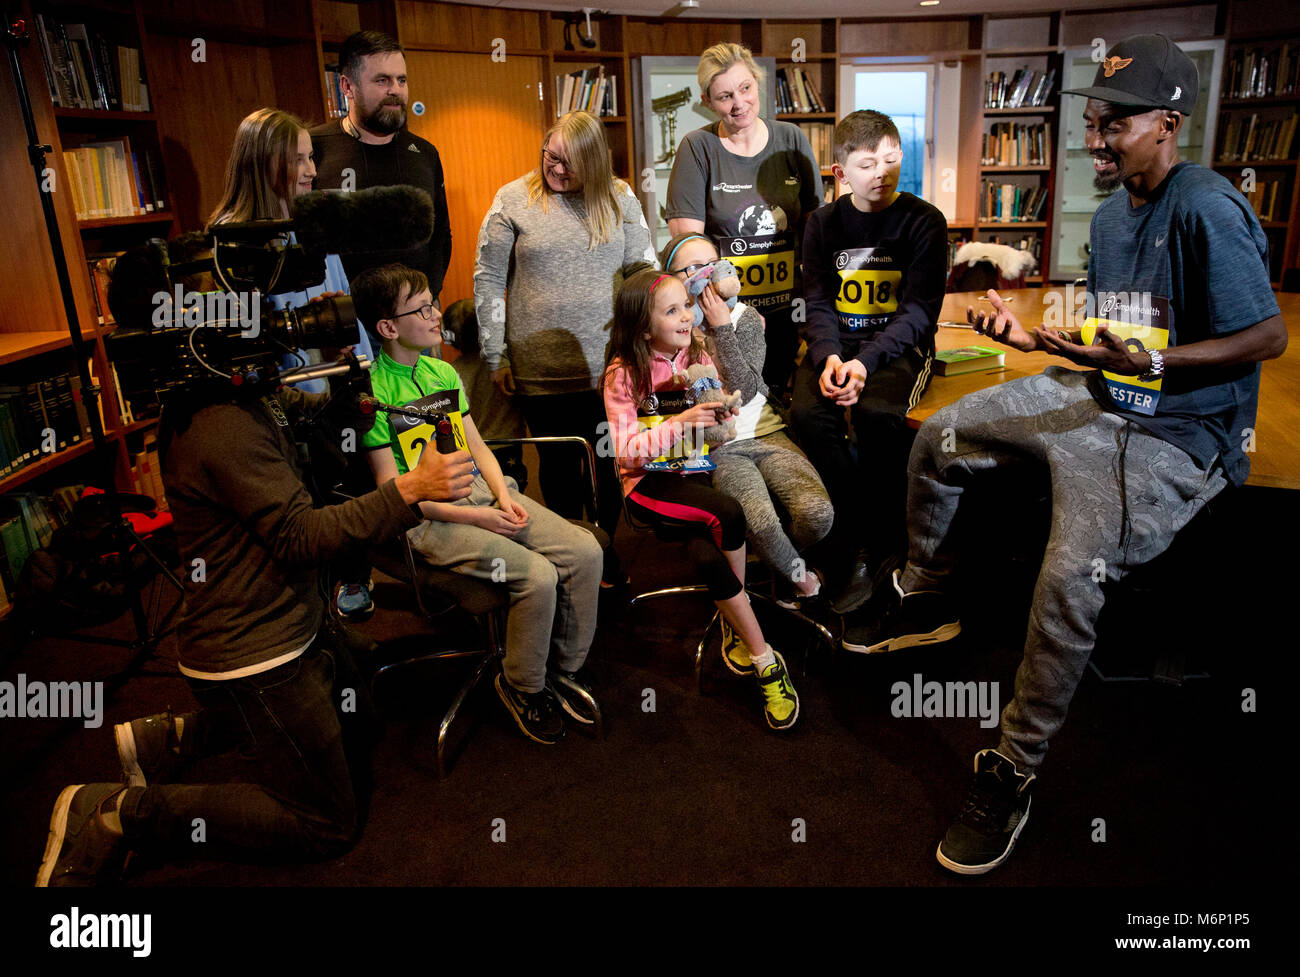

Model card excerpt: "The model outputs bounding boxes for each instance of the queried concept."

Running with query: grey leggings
[905,367,1227,772]
[710,430,834,586]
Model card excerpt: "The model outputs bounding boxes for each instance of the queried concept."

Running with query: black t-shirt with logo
[666,121,821,314]
[801,191,948,375]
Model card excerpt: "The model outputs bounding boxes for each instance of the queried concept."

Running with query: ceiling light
[663,1,700,16]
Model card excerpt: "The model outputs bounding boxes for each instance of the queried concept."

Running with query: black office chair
[1088,487,1239,685]
[620,487,834,691]
[366,435,606,777]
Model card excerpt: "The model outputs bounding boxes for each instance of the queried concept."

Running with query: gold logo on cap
[1102,56,1134,77]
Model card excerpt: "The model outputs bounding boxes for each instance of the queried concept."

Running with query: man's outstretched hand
[1038,324,1150,374]
[967,290,1042,352]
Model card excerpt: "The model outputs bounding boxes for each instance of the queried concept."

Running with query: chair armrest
[482,435,599,521]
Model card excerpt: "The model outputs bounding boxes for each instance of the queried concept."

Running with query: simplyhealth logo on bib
[637,389,715,473]
[1082,291,1170,417]
[834,247,902,332]
[390,391,479,475]
[721,232,795,311]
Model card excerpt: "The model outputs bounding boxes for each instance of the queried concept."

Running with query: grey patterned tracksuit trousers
[903,367,1228,772]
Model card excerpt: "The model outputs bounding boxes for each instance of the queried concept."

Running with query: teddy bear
[685,363,743,447]
[682,259,742,327]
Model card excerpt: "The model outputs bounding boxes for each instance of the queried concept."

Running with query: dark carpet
[1,479,1286,889]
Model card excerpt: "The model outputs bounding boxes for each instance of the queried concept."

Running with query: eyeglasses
[392,303,438,321]
[542,148,571,170]
[673,262,714,278]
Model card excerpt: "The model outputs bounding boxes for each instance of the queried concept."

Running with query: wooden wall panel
[144,35,280,232]
[404,50,548,305]
[0,45,70,335]
[397,1,543,50]
[143,0,270,30]
[1061,5,1219,45]
[840,18,974,54]
[624,19,744,57]
[763,20,832,56]
[318,0,363,39]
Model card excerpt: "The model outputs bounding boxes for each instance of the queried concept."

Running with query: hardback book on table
[934,345,1006,376]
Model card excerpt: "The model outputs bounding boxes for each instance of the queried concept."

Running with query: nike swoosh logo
[1155,234,1167,248]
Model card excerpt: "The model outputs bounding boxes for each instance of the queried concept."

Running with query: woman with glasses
[474,111,656,585]
[665,43,821,399]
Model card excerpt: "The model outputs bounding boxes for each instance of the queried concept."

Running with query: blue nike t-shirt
[1086,162,1278,486]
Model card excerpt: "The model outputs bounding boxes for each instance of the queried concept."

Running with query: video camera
[106,185,435,407]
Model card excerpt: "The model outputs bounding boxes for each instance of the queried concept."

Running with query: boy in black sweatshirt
[792,110,947,619]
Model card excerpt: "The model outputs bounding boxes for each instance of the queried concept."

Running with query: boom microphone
[291,185,435,256]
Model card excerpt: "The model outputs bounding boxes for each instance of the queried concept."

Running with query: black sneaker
[830,551,901,615]
[495,674,565,744]
[35,784,129,887]
[115,709,191,787]
[547,668,599,726]
[936,749,1035,875]
[841,570,960,654]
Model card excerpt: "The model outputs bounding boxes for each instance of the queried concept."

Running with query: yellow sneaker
[720,617,754,676]
[756,649,800,731]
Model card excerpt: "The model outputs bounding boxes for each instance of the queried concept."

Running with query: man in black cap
[852,34,1287,874]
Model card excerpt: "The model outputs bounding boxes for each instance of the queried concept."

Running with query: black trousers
[626,471,746,601]
[760,304,800,400]
[790,346,933,579]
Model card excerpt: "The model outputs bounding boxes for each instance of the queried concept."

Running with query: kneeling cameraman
[36,261,473,886]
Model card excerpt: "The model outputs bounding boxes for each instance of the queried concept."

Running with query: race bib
[834,247,902,332]
[719,233,795,312]
[390,391,479,474]
[637,389,714,473]
[1082,292,1170,417]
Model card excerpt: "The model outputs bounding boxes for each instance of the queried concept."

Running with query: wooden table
[907,288,1300,490]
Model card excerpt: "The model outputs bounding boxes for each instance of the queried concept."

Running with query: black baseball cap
[1061,34,1198,113]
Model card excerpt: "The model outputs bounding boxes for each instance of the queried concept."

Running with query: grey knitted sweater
[473,175,656,396]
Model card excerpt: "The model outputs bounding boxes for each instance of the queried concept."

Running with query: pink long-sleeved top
[602,346,715,495]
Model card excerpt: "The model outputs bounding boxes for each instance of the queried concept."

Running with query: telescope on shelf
[652,88,693,165]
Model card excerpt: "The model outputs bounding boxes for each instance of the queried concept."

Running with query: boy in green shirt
[356,264,603,745]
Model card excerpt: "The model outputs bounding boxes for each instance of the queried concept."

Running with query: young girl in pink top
[603,266,800,731]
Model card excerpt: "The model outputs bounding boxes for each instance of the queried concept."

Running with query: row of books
[35,13,150,112]
[984,67,1056,109]
[981,122,1052,166]
[324,69,350,119]
[1225,44,1299,100]
[1236,177,1287,222]
[62,139,167,220]
[128,436,168,512]
[980,181,1050,223]
[555,66,618,117]
[0,488,82,605]
[1217,111,1298,162]
[0,375,94,481]
[794,121,834,169]
[776,66,827,115]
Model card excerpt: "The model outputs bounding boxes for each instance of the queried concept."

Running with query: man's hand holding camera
[396,443,474,505]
